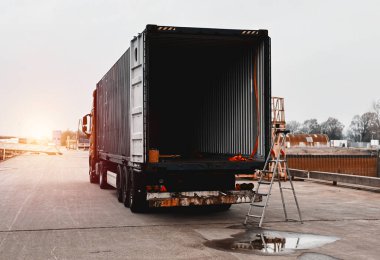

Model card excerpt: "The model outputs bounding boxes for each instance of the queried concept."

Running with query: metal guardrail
[0,144,62,162]
[0,148,23,161]
[290,168,380,188]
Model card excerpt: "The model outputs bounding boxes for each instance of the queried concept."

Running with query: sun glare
[29,126,51,139]
[25,117,52,139]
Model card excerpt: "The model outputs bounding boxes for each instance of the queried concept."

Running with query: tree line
[287,100,380,142]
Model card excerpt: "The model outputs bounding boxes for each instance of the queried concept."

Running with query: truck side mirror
[81,114,91,137]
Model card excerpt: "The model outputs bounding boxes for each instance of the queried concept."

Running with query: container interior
[147,33,267,161]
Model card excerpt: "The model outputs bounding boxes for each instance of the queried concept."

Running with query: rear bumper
[147,190,261,208]
[145,160,265,174]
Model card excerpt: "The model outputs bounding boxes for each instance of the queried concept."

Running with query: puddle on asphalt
[204,227,339,256]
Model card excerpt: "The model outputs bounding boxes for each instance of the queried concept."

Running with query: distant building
[370,140,379,148]
[286,134,329,148]
[66,136,77,150]
[0,137,18,144]
[330,140,348,148]
[52,131,62,146]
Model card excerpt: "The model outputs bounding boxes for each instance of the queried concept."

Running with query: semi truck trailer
[82,24,271,212]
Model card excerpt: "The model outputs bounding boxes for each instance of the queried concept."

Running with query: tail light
[235,184,241,190]
[147,185,168,192]
[160,185,167,192]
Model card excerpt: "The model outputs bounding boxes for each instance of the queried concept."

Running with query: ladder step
[249,203,265,207]
[269,159,286,162]
[246,214,262,218]
[258,181,271,185]
[276,129,290,134]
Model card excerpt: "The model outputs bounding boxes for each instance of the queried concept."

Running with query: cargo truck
[82,25,271,212]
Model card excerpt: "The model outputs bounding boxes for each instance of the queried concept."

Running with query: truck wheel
[95,162,101,184]
[99,162,107,189]
[116,165,123,202]
[89,173,99,184]
[129,170,147,213]
[122,166,130,208]
[89,158,99,183]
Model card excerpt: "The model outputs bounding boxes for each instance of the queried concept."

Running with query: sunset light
[24,117,52,139]
[28,125,51,139]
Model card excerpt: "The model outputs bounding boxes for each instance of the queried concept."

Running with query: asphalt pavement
[0,150,379,259]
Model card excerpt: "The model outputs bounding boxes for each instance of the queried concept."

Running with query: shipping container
[285,134,329,148]
[287,148,379,177]
[83,25,271,212]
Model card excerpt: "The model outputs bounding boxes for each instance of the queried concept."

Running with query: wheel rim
[122,182,126,202]
[129,191,133,206]
[117,165,123,201]
[129,170,134,206]
[97,163,102,184]
[122,166,129,207]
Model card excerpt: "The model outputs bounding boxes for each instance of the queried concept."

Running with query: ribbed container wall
[287,155,378,177]
[97,49,131,157]
[197,43,267,158]
[256,41,266,157]
[198,49,253,156]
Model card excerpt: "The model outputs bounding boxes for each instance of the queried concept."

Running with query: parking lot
[0,151,379,259]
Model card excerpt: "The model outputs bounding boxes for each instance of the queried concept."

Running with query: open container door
[130,34,145,163]
[145,25,271,168]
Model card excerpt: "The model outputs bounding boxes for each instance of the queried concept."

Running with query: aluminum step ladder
[244,129,303,227]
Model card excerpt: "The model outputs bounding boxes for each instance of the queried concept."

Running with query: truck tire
[129,170,147,213]
[122,166,130,208]
[95,162,101,182]
[89,158,99,184]
[116,165,123,202]
[99,162,107,189]
[89,173,99,184]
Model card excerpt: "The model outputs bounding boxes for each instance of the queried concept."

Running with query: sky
[0,0,379,138]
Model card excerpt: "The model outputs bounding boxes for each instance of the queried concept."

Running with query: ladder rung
[276,130,290,134]
[269,159,286,162]
[246,214,262,218]
[249,203,265,207]
[258,181,271,185]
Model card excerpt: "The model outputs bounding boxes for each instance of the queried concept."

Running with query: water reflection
[205,228,339,255]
